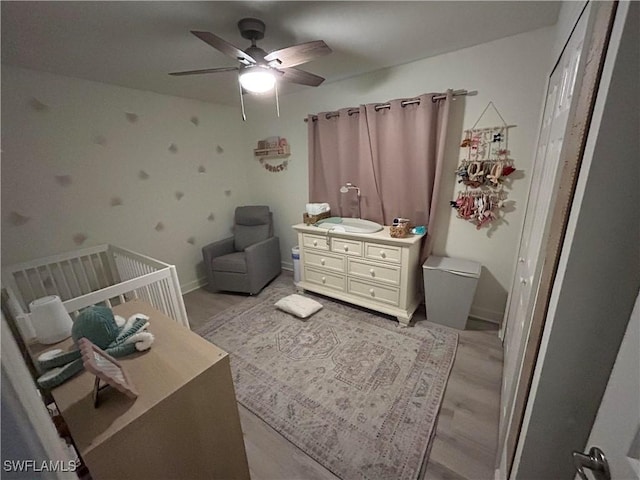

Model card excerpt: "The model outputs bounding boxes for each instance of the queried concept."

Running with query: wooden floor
[184,273,503,480]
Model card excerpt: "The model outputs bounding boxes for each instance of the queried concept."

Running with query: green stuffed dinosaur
[37,305,154,389]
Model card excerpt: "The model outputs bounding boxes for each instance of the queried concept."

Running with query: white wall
[243,27,553,322]
[1,66,252,291]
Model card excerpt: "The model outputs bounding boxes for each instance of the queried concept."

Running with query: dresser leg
[397,316,411,327]
[296,285,306,294]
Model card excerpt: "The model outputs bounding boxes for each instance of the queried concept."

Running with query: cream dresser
[293,223,424,326]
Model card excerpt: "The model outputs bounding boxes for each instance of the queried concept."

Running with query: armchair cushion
[233,206,272,251]
[211,252,247,274]
[235,206,271,226]
[234,224,270,251]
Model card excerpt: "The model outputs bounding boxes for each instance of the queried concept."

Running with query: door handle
[573,446,611,480]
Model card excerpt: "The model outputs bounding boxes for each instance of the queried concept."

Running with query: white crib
[2,244,189,329]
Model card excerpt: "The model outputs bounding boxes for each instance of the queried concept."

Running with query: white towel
[306,203,331,215]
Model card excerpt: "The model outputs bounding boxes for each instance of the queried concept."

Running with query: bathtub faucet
[339,182,361,197]
[339,182,361,218]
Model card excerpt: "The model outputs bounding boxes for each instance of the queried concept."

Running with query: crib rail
[2,245,115,309]
[2,245,189,329]
[62,270,188,328]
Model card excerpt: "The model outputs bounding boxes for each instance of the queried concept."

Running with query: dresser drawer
[305,267,345,291]
[302,234,328,251]
[331,238,363,256]
[348,278,400,306]
[304,251,345,273]
[348,259,400,286]
[364,242,402,264]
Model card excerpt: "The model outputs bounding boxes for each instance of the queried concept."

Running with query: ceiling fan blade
[264,40,331,68]
[169,66,239,76]
[279,67,325,87]
[191,31,256,65]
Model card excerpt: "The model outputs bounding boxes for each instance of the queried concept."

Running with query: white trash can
[292,246,301,283]
[423,256,481,330]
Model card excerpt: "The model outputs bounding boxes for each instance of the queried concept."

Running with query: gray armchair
[202,206,281,295]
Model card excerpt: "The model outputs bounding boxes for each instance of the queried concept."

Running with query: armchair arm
[202,237,235,291]
[202,237,235,259]
[245,236,282,294]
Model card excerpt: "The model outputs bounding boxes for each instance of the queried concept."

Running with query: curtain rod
[304,89,476,122]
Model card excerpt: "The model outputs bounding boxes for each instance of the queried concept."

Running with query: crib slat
[168,265,189,328]
[78,257,93,293]
[162,279,177,318]
[56,262,74,300]
[22,270,38,305]
[44,264,61,298]
[96,256,107,288]
[160,280,173,318]
[67,259,83,297]
[34,268,48,296]
[157,281,169,316]
[87,255,101,290]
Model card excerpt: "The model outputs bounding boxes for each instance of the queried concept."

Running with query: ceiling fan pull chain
[275,81,280,118]
[238,76,247,121]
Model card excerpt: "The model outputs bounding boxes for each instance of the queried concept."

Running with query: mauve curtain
[308,90,451,259]
[308,107,383,221]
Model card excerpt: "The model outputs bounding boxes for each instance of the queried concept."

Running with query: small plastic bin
[423,256,481,330]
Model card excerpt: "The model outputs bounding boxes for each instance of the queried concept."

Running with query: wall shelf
[254,145,290,159]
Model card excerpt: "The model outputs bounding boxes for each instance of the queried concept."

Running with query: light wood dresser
[293,223,424,326]
[44,300,250,480]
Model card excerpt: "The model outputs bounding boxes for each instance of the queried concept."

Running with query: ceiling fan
[170,18,332,94]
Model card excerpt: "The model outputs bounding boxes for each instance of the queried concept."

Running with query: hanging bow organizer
[451,101,518,230]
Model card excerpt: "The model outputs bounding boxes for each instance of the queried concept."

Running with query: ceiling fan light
[239,68,276,93]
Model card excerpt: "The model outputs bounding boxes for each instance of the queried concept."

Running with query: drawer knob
[369,268,375,276]
[343,245,349,252]
[380,250,386,258]
[369,288,375,296]
[313,240,318,246]
[320,259,325,265]
[322,276,326,284]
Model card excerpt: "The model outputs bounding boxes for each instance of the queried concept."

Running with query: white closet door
[497,4,589,468]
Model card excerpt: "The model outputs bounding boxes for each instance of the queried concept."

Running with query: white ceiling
[1,1,561,105]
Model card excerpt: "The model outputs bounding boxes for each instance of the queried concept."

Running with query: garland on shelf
[259,158,289,173]
[451,101,518,229]
[255,136,290,173]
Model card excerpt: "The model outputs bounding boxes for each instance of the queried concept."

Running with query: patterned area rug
[197,282,458,480]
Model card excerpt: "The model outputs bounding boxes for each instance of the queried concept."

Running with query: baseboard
[281,261,293,271]
[182,267,294,294]
[181,277,208,295]
[469,305,503,325]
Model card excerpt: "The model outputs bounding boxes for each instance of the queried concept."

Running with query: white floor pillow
[275,294,323,319]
